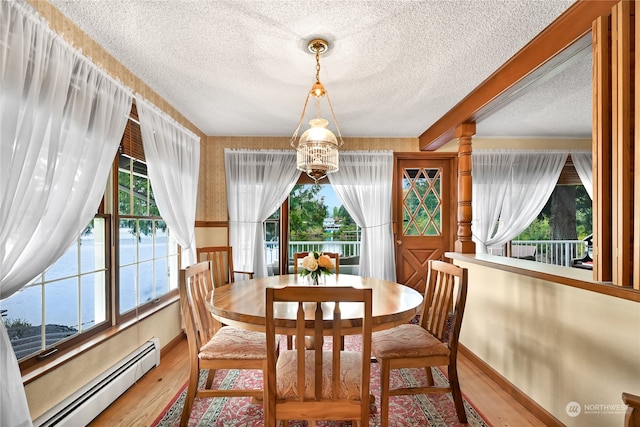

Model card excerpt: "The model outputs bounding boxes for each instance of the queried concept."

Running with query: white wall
[455,260,640,426]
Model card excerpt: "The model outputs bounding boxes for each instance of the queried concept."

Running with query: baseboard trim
[160,332,185,359]
[459,344,563,427]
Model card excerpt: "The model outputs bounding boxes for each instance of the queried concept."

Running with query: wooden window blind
[119,103,145,162]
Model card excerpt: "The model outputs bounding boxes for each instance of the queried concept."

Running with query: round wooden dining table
[207,274,423,335]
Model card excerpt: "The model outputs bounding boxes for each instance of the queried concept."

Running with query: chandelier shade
[291,38,344,182]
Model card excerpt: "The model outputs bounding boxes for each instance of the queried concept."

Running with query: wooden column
[612,1,634,286]
[593,14,613,282]
[635,0,640,290]
[454,123,476,254]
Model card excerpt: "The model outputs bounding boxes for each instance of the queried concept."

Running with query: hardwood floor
[89,337,548,427]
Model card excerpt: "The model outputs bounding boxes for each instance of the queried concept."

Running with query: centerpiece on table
[299,251,334,285]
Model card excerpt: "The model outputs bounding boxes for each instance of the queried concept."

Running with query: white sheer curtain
[225,149,301,278]
[328,151,396,281]
[471,151,516,253]
[472,150,568,253]
[571,150,593,199]
[136,95,200,268]
[1,2,132,425]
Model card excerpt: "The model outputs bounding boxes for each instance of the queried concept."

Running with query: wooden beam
[419,0,620,151]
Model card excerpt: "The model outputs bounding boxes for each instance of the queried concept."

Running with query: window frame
[17,105,180,374]
[14,214,113,372]
[114,110,179,324]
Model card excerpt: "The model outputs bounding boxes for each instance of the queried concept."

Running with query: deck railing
[266,239,588,269]
[488,240,589,267]
[265,240,361,267]
[265,240,362,275]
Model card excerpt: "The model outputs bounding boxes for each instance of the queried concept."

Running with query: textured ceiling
[48,0,586,140]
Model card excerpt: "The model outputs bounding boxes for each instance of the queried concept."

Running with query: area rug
[153,336,491,427]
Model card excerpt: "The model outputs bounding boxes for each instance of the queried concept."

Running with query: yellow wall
[454,260,640,427]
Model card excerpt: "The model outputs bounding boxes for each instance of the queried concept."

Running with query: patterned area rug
[153,336,491,427]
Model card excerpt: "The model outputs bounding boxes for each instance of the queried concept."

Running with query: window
[0,218,109,361]
[116,111,179,317]
[402,167,442,236]
[4,105,179,366]
[274,182,359,275]
[489,157,593,268]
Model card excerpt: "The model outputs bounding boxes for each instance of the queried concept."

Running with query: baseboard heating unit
[33,337,160,427]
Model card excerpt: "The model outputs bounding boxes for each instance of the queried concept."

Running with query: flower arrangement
[299,251,334,285]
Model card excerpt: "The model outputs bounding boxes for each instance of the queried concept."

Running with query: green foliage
[335,205,354,227]
[516,185,592,241]
[289,185,328,240]
[3,318,32,340]
[118,158,164,238]
[4,318,31,329]
[574,185,592,239]
[517,216,551,241]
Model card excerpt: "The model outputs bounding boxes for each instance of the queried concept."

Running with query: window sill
[21,294,180,385]
[445,252,640,303]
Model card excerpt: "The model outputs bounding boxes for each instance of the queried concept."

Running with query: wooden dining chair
[265,285,372,427]
[624,392,640,427]
[293,251,340,275]
[179,261,270,427]
[370,260,469,426]
[196,246,253,287]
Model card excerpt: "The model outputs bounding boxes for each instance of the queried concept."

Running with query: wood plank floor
[88,337,547,426]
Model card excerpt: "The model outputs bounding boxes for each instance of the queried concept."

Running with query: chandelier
[290,38,344,182]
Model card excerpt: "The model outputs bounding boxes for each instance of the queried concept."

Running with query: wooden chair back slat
[197,246,254,287]
[421,260,467,346]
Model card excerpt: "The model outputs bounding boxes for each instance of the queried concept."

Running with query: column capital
[454,122,476,138]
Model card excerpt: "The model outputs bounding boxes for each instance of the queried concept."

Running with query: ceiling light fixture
[290,38,344,182]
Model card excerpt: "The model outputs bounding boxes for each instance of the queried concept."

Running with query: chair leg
[180,366,199,427]
[425,366,434,386]
[448,361,467,423]
[379,359,391,427]
[286,335,293,349]
[205,368,215,389]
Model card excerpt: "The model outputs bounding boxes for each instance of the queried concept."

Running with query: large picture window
[0,218,108,361]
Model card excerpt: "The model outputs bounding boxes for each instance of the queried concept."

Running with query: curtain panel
[471,150,568,253]
[328,151,396,281]
[136,95,200,268]
[224,149,301,278]
[571,150,593,199]
[0,2,133,425]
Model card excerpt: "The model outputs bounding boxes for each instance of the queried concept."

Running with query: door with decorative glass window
[395,153,457,292]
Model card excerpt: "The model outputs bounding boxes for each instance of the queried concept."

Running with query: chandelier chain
[315,47,321,83]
